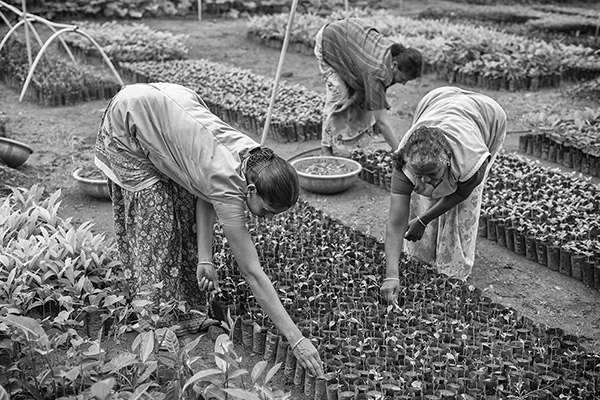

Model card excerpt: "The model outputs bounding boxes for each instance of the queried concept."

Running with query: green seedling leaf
[132,299,153,308]
[0,384,9,400]
[103,294,124,308]
[264,362,283,384]
[223,388,261,400]
[182,334,203,359]
[138,361,158,384]
[138,331,155,363]
[1,314,49,348]
[227,368,248,381]
[5,267,16,290]
[155,327,179,354]
[182,368,223,393]
[60,366,80,382]
[213,351,239,373]
[101,352,137,373]
[130,382,157,400]
[53,310,72,325]
[83,342,105,358]
[226,309,236,334]
[201,384,227,400]
[90,378,115,400]
[214,333,233,372]
[251,360,268,383]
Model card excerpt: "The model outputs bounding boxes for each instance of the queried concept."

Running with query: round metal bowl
[72,167,110,200]
[0,137,33,168]
[291,156,362,194]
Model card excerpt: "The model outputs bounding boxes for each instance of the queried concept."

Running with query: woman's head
[394,126,451,188]
[390,44,423,84]
[245,147,299,218]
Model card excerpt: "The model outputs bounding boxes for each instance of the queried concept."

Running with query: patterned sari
[108,179,201,307]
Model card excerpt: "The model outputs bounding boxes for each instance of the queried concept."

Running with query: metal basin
[72,167,111,200]
[291,156,362,194]
[0,137,33,168]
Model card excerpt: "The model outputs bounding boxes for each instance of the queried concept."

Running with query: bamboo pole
[260,0,299,146]
[19,27,124,102]
[0,1,78,63]
[0,1,73,29]
[0,9,12,29]
[21,0,31,66]
[24,18,43,47]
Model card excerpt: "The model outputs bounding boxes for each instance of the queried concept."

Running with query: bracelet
[383,277,399,282]
[291,336,305,351]
[416,216,427,228]
[198,261,214,266]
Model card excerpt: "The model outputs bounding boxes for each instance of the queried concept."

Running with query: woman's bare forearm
[420,192,465,224]
[244,267,303,343]
[385,220,407,279]
[196,199,216,261]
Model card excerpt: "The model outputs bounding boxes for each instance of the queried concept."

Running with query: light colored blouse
[95,83,259,227]
[396,86,506,198]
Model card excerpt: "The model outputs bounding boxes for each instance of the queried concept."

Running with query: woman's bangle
[291,336,305,351]
[416,216,427,228]
[198,261,214,267]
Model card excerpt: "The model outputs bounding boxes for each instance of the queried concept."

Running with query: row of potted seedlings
[0,38,121,106]
[349,150,600,291]
[118,59,324,142]
[206,201,600,399]
[62,21,189,63]
[572,76,600,101]
[247,12,600,91]
[518,113,600,177]
[416,3,600,49]
[519,133,600,176]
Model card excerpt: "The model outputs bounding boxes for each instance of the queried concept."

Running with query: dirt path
[1,14,599,353]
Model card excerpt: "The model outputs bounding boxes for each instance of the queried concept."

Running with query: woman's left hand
[405,218,426,241]
[197,262,221,292]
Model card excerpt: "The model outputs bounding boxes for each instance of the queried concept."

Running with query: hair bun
[249,147,275,164]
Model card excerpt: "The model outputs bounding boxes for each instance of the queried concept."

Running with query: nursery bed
[350,150,600,292]
[210,202,600,399]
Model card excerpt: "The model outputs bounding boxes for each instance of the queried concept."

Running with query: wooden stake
[198,0,202,21]
[260,0,299,146]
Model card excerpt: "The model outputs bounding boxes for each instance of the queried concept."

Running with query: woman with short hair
[95,82,323,377]
[314,18,423,156]
[381,86,507,302]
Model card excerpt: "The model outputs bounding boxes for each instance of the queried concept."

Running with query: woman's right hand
[292,337,324,378]
[196,262,220,292]
[380,278,400,304]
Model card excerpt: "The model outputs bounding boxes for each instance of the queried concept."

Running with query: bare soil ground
[1,3,599,367]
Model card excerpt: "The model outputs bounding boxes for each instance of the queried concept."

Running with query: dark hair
[393,126,451,171]
[390,44,423,81]
[246,147,299,210]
